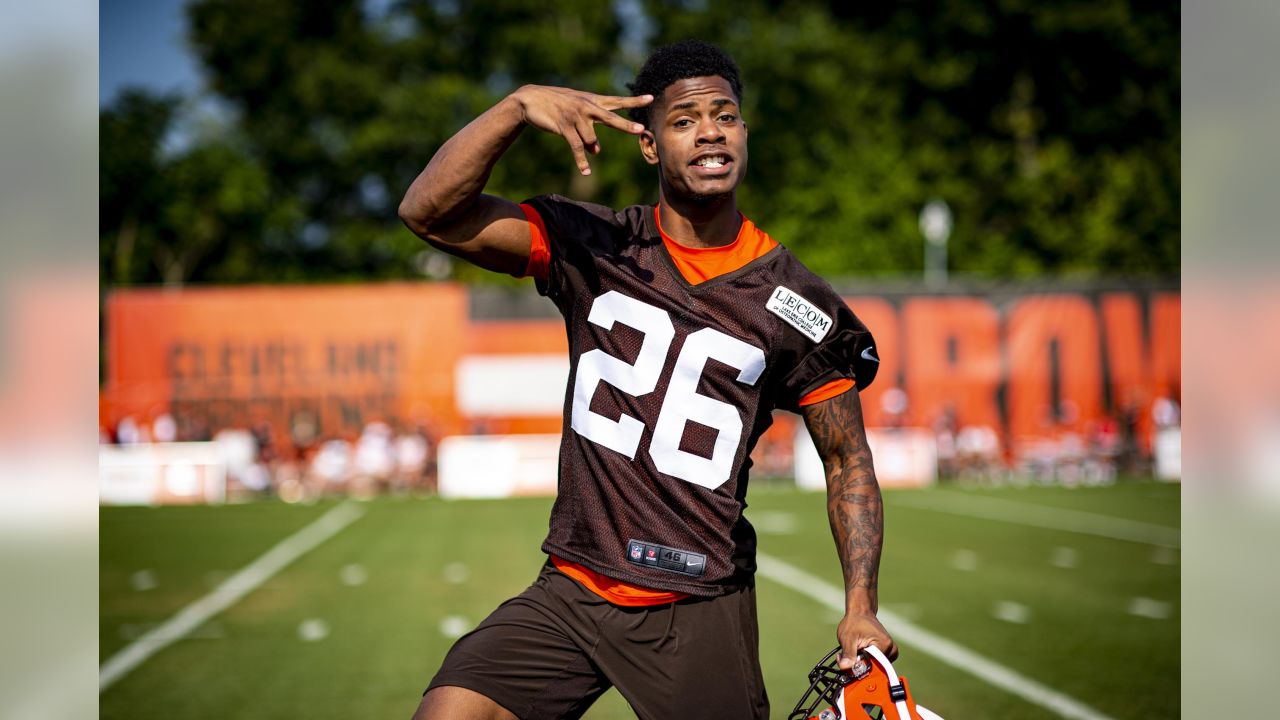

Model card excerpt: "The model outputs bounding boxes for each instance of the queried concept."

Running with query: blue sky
[98,0,650,108]
[100,0,202,106]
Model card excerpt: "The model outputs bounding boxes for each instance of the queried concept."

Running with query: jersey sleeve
[518,203,551,281]
[519,194,624,304]
[774,290,880,413]
[798,378,856,406]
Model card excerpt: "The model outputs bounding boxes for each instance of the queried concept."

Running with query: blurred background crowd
[99,383,1182,499]
[101,413,440,500]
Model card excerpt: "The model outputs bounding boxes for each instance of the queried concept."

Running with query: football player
[400,40,894,720]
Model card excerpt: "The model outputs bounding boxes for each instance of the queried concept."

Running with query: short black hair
[626,40,744,127]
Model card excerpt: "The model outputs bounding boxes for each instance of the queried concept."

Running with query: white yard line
[756,553,1118,720]
[100,501,367,692]
[891,492,1180,548]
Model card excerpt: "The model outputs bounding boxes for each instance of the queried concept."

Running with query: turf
[99,481,1179,719]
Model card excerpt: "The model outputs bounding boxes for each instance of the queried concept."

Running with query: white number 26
[571,291,766,490]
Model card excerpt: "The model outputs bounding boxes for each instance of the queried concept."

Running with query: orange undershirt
[654,204,777,284]
[519,203,854,605]
[551,556,689,606]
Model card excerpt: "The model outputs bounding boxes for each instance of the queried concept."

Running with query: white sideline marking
[1051,546,1080,569]
[892,492,1180,548]
[1127,597,1173,620]
[130,569,158,591]
[991,600,1032,624]
[443,562,471,584]
[297,618,331,642]
[950,549,979,571]
[99,501,366,692]
[439,615,471,639]
[756,553,1117,720]
[339,563,368,586]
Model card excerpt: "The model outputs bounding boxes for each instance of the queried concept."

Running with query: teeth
[697,156,726,168]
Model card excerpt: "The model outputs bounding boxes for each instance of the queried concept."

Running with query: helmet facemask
[788,645,944,720]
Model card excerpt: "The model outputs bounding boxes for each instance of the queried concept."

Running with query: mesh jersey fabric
[519,194,878,596]
[524,203,854,407]
[538,203,793,604]
[531,202,852,604]
[651,206,856,407]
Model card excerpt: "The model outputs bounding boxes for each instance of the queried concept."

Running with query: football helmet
[788,645,944,720]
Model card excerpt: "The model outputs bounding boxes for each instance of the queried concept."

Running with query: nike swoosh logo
[861,347,880,363]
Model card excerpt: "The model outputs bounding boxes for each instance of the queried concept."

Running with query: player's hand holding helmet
[789,645,943,720]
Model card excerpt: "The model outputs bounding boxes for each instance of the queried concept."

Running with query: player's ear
[639,130,659,165]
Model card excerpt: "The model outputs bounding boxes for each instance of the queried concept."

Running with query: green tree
[100,0,1179,286]
[100,90,179,286]
[647,0,1179,277]
[100,90,284,286]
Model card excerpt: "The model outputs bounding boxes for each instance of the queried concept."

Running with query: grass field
[100,481,1179,719]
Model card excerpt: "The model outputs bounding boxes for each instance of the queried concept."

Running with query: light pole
[919,198,952,289]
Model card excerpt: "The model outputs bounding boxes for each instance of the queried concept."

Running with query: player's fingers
[596,93,654,111]
[883,639,899,661]
[857,636,898,662]
[836,648,868,675]
[561,129,591,175]
[574,117,600,156]
[592,107,646,135]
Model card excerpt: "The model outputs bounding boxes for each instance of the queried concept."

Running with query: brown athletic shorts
[426,560,769,720]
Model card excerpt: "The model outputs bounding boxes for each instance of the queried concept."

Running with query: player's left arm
[801,386,899,668]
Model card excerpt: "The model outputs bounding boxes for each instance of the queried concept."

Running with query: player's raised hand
[511,85,653,176]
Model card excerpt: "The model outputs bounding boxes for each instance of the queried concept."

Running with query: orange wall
[867,291,1180,445]
[900,296,1002,431]
[105,283,469,442]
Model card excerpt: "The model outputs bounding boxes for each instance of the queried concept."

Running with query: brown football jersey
[524,194,879,596]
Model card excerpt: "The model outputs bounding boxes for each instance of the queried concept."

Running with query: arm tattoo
[802,389,883,599]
